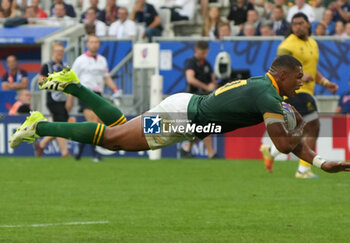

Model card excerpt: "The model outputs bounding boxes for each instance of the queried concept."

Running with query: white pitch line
[0,220,110,228]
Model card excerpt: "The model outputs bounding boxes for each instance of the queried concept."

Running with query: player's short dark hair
[292,12,309,23]
[55,2,65,9]
[270,55,302,71]
[87,6,98,13]
[195,41,209,50]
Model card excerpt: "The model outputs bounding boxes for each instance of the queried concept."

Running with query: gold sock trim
[93,123,101,145]
[96,124,105,145]
[108,115,125,127]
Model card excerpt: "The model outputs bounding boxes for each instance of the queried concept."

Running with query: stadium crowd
[0,0,349,38]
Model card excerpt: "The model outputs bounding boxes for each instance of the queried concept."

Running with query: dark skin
[100,65,350,173]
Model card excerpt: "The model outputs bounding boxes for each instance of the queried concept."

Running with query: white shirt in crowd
[287,3,315,23]
[48,16,75,27]
[92,20,107,36]
[167,0,196,20]
[108,19,136,39]
[72,52,110,93]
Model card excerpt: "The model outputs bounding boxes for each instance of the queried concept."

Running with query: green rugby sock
[36,121,106,145]
[65,84,126,127]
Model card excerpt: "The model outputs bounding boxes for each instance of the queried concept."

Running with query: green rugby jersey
[187,73,284,138]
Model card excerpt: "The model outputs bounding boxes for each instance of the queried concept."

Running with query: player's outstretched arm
[291,140,350,173]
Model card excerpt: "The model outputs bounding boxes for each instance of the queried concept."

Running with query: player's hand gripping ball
[282,102,297,131]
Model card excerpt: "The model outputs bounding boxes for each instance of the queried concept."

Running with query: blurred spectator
[242,22,256,36]
[313,21,326,35]
[200,0,219,18]
[48,2,74,26]
[81,0,103,22]
[227,0,254,28]
[182,41,217,159]
[162,0,196,21]
[50,0,76,18]
[264,0,289,21]
[312,9,335,35]
[344,22,350,36]
[246,9,262,35]
[218,23,232,38]
[130,0,162,42]
[100,0,119,25]
[13,0,31,14]
[336,82,350,114]
[1,0,18,17]
[24,5,37,24]
[1,55,28,91]
[287,0,315,23]
[31,0,47,18]
[260,23,275,35]
[271,5,289,36]
[250,0,265,16]
[203,6,225,38]
[8,89,31,115]
[333,20,345,36]
[34,42,71,158]
[84,7,106,36]
[330,0,350,23]
[108,7,136,39]
[0,9,4,18]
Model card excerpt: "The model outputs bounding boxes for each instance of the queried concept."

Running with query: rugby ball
[282,102,297,131]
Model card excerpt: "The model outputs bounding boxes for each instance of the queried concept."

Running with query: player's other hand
[301,74,313,82]
[326,82,338,94]
[321,161,350,173]
[207,83,216,92]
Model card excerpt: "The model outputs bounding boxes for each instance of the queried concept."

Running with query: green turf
[0,157,349,243]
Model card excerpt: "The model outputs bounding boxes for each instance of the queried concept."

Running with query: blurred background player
[8,89,31,115]
[335,80,350,114]
[34,42,71,158]
[180,40,218,159]
[1,55,28,91]
[260,13,338,178]
[70,35,121,162]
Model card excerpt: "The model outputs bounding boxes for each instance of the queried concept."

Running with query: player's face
[87,36,100,53]
[194,48,208,60]
[6,56,17,70]
[282,66,303,97]
[291,17,310,39]
[52,45,64,61]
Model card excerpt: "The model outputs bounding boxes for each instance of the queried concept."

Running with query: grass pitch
[0,157,349,243]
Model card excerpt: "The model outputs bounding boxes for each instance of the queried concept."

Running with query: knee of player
[102,127,123,151]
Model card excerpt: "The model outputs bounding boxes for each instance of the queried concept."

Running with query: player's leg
[100,116,149,151]
[82,108,103,161]
[260,133,279,172]
[179,141,195,158]
[52,103,71,157]
[39,68,126,127]
[34,136,53,157]
[10,111,150,151]
[203,136,217,158]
